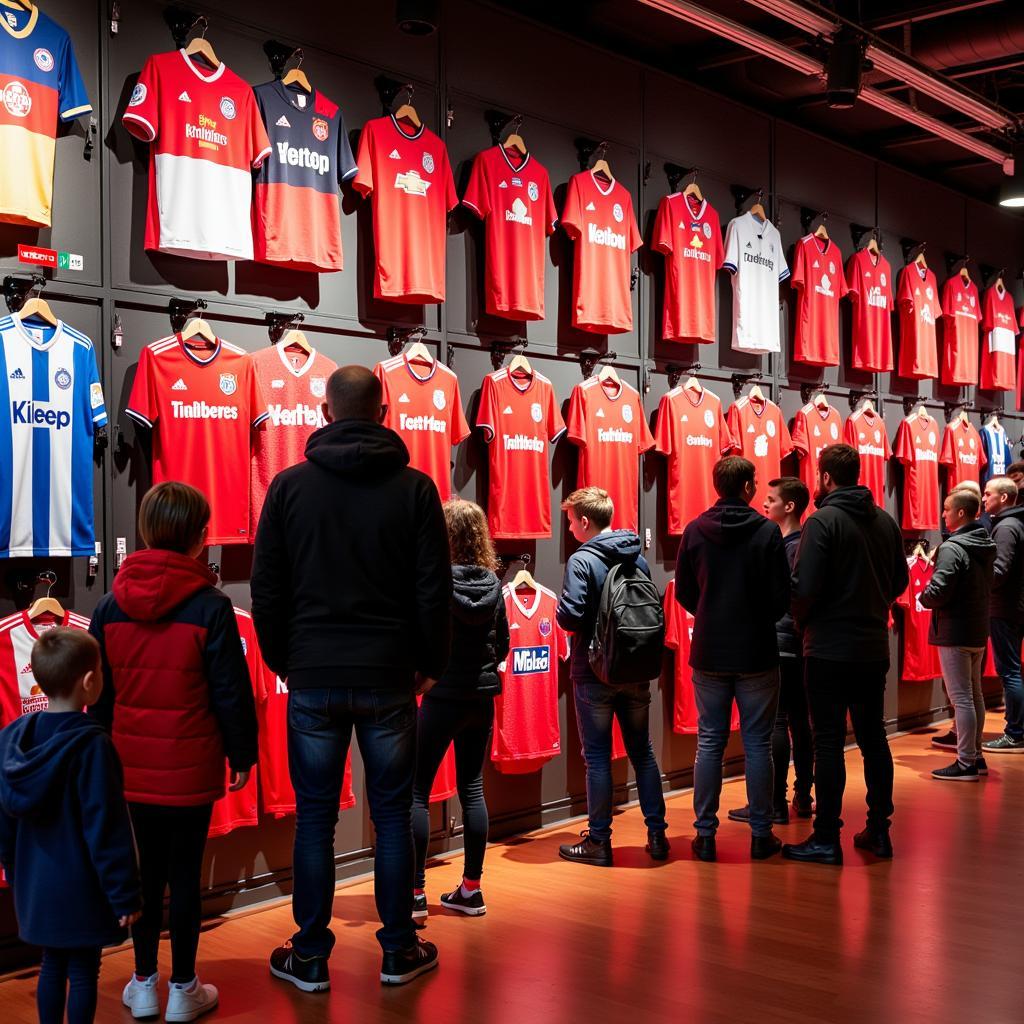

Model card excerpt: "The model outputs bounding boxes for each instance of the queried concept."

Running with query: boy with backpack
[555,487,669,867]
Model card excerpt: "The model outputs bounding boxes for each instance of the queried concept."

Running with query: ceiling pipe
[903,8,1024,73]
[637,0,1011,167]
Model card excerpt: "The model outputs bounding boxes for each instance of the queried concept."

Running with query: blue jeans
[692,668,780,837]
[37,947,101,1024]
[990,617,1024,740]
[573,679,667,843]
[288,686,417,956]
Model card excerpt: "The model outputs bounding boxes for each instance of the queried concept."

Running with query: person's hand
[119,910,142,927]
[228,769,251,792]
[415,673,438,696]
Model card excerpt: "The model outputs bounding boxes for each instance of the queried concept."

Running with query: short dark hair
[30,628,101,699]
[768,476,810,518]
[327,365,383,422]
[947,489,980,519]
[1007,460,1024,478]
[818,444,860,487]
[713,456,755,500]
[139,481,210,554]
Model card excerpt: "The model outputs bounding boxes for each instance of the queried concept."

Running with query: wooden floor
[3,721,1023,1023]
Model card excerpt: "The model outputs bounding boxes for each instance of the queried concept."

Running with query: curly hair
[443,498,498,571]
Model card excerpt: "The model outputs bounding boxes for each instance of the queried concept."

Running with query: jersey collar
[276,342,316,378]
[180,48,226,83]
[510,586,542,619]
[499,146,530,173]
[177,333,222,366]
[21,609,70,639]
[390,113,424,141]
[589,170,615,196]
[274,79,316,113]
[404,353,437,383]
[11,313,65,353]
[0,1,37,39]
[683,194,706,221]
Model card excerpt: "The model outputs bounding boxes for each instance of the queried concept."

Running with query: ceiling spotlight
[396,0,438,35]
[826,27,864,110]
[999,140,1024,208]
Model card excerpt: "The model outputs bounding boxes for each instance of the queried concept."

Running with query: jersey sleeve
[442,145,458,214]
[711,216,724,271]
[720,408,739,455]
[723,218,738,274]
[555,617,570,662]
[845,255,861,304]
[352,122,375,197]
[247,90,272,168]
[790,410,808,458]
[547,383,567,442]
[86,346,107,429]
[654,393,672,456]
[897,268,913,311]
[628,199,643,253]
[566,384,586,447]
[248,361,269,429]
[978,433,988,470]
[837,256,849,298]
[662,584,679,649]
[560,176,583,241]
[449,377,471,445]
[982,288,995,331]
[636,396,655,454]
[790,239,806,291]
[894,420,913,465]
[122,56,159,142]
[778,410,794,458]
[58,34,91,121]
[125,348,158,429]
[475,374,497,444]
[726,402,741,448]
[941,279,955,318]
[544,175,558,235]
[939,425,955,467]
[373,362,395,430]
[336,109,357,184]
[777,237,791,284]
[842,414,856,447]
[461,152,489,219]
[882,423,892,459]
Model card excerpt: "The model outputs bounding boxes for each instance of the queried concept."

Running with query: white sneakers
[123,973,219,1022]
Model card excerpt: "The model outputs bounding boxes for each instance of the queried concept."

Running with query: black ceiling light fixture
[999,138,1024,209]
[396,0,438,35]
[825,26,864,110]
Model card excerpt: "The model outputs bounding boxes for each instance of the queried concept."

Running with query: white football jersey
[722,212,790,353]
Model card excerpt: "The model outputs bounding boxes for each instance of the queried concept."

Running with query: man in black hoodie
[981,476,1024,753]
[252,366,451,989]
[676,456,791,863]
[784,444,908,866]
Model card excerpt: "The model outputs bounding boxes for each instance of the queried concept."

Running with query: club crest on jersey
[219,373,238,396]
[422,151,435,174]
[612,202,624,223]
[310,376,326,399]
[432,388,446,411]
[129,82,146,107]
[33,48,54,73]
[512,645,550,674]
[219,97,237,120]
[830,423,839,440]
[538,618,552,637]
[622,404,633,424]
[528,181,539,202]
[929,432,936,445]
[703,222,712,238]
[766,420,776,438]
[53,367,72,391]
[3,81,31,118]
[312,118,329,142]
[704,410,715,428]
[880,273,887,286]
[395,170,430,196]
[531,402,542,424]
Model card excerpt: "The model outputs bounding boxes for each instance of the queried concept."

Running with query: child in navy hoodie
[0,628,141,1024]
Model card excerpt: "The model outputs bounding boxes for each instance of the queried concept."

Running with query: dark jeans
[773,655,814,806]
[573,679,667,843]
[288,686,417,957]
[412,695,494,890]
[129,802,213,984]
[37,947,101,1024]
[990,617,1024,740]
[804,657,893,842]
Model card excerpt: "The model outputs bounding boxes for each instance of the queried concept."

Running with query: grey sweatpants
[937,645,986,766]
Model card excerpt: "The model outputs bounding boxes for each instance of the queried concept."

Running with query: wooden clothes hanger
[749,191,767,221]
[682,172,703,204]
[510,563,537,592]
[503,116,527,156]
[18,292,57,328]
[597,363,621,386]
[184,21,220,69]
[956,408,970,426]
[393,85,421,129]
[28,573,64,622]
[813,215,829,241]
[987,411,1001,427]
[915,403,930,420]
[914,249,929,271]
[867,230,881,257]
[281,51,311,94]
[748,382,765,404]
[405,339,434,367]
[590,143,613,184]
[859,396,875,413]
[684,375,703,395]
[508,351,533,378]
[959,265,972,285]
[813,391,830,411]
[280,329,312,356]
[180,315,216,347]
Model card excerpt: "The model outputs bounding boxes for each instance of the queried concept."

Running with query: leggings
[128,802,213,984]
[37,946,102,1024]
[412,695,494,890]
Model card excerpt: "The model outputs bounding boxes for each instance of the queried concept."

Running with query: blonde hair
[952,480,982,500]
[443,498,498,571]
[561,487,613,529]
[987,477,1018,501]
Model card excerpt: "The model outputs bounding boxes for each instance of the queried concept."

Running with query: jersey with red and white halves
[566,376,654,533]
[560,170,642,334]
[462,146,557,321]
[981,283,1018,392]
[0,610,90,727]
[788,402,843,521]
[250,343,337,535]
[726,395,793,516]
[843,406,891,509]
[846,248,894,372]
[122,49,271,260]
[375,353,470,503]
[896,557,941,682]
[476,368,566,539]
[941,275,980,386]
[652,193,723,343]
[939,417,986,490]
[654,385,736,535]
[352,115,457,303]
[125,335,268,546]
[893,413,940,531]
[897,263,939,379]
[493,584,569,769]
[791,235,848,366]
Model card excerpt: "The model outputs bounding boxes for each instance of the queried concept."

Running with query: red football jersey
[352,115,457,303]
[560,171,642,334]
[652,193,723,343]
[122,50,271,260]
[893,413,941,531]
[375,353,470,502]
[940,276,981,386]
[726,396,793,515]
[663,581,738,733]
[897,264,939,379]
[462,146,557,320]
[476,368,566,539]
[655,386,736,535]
[789,402,843,521]
[981,284,1018,392]
[896,558,942,682]
[250,344,337,535]
[791,235,848,366]
[939,418,986,490]
[846,248,894,372]
[126,336,268,546]
[566,376,654,533]
[492,584,569,769]
[843,407,891,508]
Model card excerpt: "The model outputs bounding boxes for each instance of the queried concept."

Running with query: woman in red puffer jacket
[89,482,258,1023]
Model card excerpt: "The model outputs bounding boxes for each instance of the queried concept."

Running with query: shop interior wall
[1,0,1023,960]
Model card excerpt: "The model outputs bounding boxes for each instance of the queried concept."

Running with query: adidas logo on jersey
[276,114,291,127]
[499,180,509,189]
[178,91,192,102]
[171,378,188,391]
[9,368,25,380]
[503,406,513,415]
[585,201,596,212]
[388,148,401,160]
[596,408,606,418]
[398,393,411,404]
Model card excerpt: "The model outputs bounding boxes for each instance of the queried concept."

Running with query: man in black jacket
[784,444,908,866]
[252,366,451,989]
[920,489,995,781]
[981,476,1024,753]
[676,457,791,863]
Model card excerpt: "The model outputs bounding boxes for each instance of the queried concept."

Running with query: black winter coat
[989,505,1024,622]
[920,522,996,648]
[429,566,510,700]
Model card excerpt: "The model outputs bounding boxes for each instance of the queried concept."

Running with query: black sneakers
[380,937,438,986]
[440,886,486,916]
[691,834,717,862]
[982,734,1024,754]
[646,830,670,861]
[931,729,958,751]
[727,803,789,825]
[932,760,979,782]
[269,943,330,993]
[976,756,989,775]
[558,830,613,867]
[412,893,428,920]
[781,834,843,865]
[751,833,782,860]
[853,828,893,859]
[791,794,814,819]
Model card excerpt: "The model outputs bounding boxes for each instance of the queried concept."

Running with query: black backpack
[588,562,665,684]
